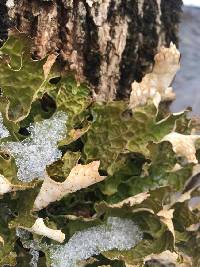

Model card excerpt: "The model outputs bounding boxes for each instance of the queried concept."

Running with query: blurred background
[172,0,200,114]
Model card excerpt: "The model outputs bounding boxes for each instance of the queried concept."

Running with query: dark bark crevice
[82,1,101,90]
[117,0,140,99]
[0,0,12,47]
[161,0,183,45]
[136,0,159,79]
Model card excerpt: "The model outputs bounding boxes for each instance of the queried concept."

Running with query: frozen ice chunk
[0,113,9,139]
[3,112,67,182]
[50,217,142,267]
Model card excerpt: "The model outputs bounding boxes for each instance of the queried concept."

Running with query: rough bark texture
[0,0,11,47]
[4,0,183,100]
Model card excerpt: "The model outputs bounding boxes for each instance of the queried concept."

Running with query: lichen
[22,218,65,243]
[29,249,39,267]
[129,42,180,109]
[162,132,200,163]
[0,174,12,194]
[33,161,106,211]
[0,34,199,267]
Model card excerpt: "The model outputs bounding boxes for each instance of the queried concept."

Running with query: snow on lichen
[30,248,39,267]
[16,228,31,239]
[16,228,42,267]
[50,217,143,267]
[0,113,9,139]
[129,43,180,109]
[2,111,67,182]
[162,132,200,163]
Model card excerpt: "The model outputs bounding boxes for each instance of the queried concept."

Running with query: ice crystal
[3,112,67,182]
[30,249,39,267]
[0,113,9,139]
[50,217,142,267]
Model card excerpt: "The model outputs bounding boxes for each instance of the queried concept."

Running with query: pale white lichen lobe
[50,217,142,267]
[162,132,200,163]
[2,111,67,182]
[0,174,12,195]
[129,43,180,109]
[33,161,106,211]
[22,218,65,243]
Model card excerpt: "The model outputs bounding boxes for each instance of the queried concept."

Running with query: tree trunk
[5,0,182,100]
[0,1,11,46]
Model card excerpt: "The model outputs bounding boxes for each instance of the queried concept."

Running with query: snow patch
[2,112,67,182]
[50,217,142,267]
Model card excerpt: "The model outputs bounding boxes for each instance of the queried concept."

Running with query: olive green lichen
[0,34,199,267]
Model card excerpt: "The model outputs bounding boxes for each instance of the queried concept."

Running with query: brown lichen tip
[33,161,106,211]
[129,42,180,109]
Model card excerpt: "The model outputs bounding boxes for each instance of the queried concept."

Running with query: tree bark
[5,0,182,100]
[0,0,11,46]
